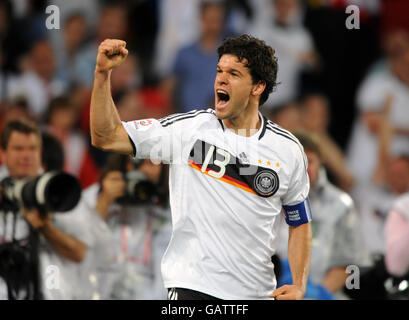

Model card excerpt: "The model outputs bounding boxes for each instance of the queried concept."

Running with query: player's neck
[224,109,261,137]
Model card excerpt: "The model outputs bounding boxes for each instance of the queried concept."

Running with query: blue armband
[283,197,312,226]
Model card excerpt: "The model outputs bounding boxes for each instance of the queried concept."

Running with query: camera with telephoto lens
[0,171,82,214]
[117,170,159,205]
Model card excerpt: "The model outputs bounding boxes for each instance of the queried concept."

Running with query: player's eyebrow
[216,65,243,76]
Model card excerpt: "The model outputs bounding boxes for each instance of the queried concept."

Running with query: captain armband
[283,197,313,226]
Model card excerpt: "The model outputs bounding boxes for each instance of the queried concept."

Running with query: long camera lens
[1,171,81,213]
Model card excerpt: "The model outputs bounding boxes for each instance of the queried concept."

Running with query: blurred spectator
[0,99,31,168]
[45,96,99,188]
[358,98,409,257]
[385,192,409,278]
[224,0,270,35]
[358,153,409,258]
[0,119,91,300]
[110,54,141,101]
[47,0,99,33]
[81,154,171,299]
[249,0,319,109]
[41,131,64,172]
[299,93,354,191]
[6,40,67,119]
[35,128,104,300]
[40,130,115,300]
[73,3,129,88]
[115,89,170,122]
[275,131,365,299]
[347,29,409,246]
[154,0,272,80]
[0,98,31,134]
[267,101,301,133]
[0,101,65,171]
[299,94,329,133]
[2,0,50,73]
[161,0,226,112]
[53,13,88,89]
[38,206,112,300]
[154,0,202,78]
[300,0,381,151]
[114,91,145,123]
[347,29,409,190]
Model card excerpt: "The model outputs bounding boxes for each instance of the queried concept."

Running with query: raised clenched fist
[95,39,128,73]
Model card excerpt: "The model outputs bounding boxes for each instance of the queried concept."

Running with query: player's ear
[251,81,266,97]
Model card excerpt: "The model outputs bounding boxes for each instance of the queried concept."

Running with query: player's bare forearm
[90,70,128,152]
[90,70,115,143]
[90,39,133,155]
[288,223,311,290]
[272,223,312,300]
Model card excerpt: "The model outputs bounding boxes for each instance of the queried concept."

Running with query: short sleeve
[122,118,179,163]
[281,144,311,226]
[122,110,210,163]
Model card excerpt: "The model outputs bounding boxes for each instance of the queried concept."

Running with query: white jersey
[122,108,311,299]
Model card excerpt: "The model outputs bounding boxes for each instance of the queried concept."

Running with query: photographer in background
[0,119,87,299]
[81,153,171,299]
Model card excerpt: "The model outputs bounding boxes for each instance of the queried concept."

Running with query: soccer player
[90,35,312,300]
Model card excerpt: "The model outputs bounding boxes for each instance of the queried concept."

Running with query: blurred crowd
[1,0,409,299]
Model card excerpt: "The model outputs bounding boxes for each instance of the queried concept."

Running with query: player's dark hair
[1,119,41,150]
[217,34,278,106]
[294,131,321,159]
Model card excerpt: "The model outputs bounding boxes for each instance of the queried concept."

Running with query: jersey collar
[218,112,267,141]
[258,113,268,140]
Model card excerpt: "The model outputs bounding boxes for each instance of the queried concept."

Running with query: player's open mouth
[216,89,230,110]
